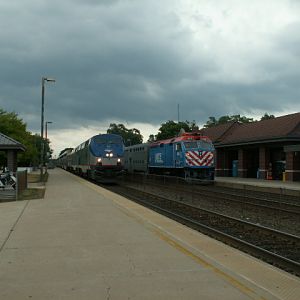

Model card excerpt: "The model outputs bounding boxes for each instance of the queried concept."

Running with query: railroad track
[108,184,300,276]
[193,185,300,213]
[127,178,300,214]
[119,179,300,236]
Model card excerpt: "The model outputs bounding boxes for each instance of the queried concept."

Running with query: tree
[147,134,156,143]
[106,123,143,146]
[204,116,217,128]
[204,114,254,128]
[0,108,51,167]
[261,113,275,121]
[155,120,199,141]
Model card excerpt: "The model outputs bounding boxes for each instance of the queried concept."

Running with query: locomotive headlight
[117,158,121,163]
[109,153,113,157]
[97,158,102,163]
[105,153,109,157]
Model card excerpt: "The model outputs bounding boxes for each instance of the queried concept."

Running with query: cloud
[0,0,300,155]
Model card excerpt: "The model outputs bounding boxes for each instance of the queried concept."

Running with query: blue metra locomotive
[149,132,215,180]
[124,132,215,181]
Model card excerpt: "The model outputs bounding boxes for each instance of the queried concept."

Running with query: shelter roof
[0,132,26,151]
[204,112,300,147]
[198,122,239,143]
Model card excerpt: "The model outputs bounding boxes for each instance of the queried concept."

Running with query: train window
[184,142,198,149]
[94,136,122,144]
[176,143,182,151]
[198,140,213,150]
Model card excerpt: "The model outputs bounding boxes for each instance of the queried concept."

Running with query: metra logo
[155,153,163,163]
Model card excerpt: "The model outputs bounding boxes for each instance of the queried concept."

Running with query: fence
[0,170,27,201]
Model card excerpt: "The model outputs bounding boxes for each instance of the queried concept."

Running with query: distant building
[199,113,300,182]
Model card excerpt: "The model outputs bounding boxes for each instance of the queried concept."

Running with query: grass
[28,172,49,183]
[17,171,49,200]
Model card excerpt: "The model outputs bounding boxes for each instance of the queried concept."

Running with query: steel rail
[124,179,300,215]
[112,185,300,276]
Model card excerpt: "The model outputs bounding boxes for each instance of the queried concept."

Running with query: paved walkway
[0,169,299,299]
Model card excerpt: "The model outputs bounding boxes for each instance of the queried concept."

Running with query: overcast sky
[1,0,300,156]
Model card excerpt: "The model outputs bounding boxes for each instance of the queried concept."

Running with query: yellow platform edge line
[75,175,272,300]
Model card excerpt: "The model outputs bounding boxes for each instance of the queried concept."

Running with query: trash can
[232,160,238,177]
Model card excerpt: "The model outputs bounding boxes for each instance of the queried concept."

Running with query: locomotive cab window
[198,140,213,150]
[94,136,122,144]
[176,143,182,151]
[184,141,198,149]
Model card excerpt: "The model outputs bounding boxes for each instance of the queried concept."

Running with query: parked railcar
[125,132,215,181]
[124,143,149,173]
[61,134,125,182]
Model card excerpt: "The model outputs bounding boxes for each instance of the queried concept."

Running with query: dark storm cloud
[0,0,300,135]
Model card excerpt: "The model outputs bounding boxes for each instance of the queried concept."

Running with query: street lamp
[40,77,55,179]
[45,121,53,173]
[45,121,53,140]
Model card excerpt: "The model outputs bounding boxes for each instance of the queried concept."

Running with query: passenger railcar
[124,143,148,173]
[60,134,125,182]
[124,132,215,181]
[57,148,73,170]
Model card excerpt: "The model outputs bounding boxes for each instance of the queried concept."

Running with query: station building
[200,112,300,182]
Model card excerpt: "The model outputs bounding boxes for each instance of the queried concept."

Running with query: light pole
[45,121,53,140]
[44,121,53,166]
[40,77,55,180]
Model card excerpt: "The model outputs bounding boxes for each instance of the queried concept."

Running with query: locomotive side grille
[185,151,214,167]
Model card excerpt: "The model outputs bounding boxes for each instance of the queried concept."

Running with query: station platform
[0,169,299,299]
[215,176,300,197]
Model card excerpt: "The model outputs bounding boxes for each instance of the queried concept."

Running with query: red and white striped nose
[185,150,214,166]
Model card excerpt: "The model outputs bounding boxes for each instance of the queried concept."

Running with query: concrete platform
[216,177,300,197]
[0,169,299,299]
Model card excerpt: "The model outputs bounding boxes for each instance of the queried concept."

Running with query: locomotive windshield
[184,141,198,149]
[94,136,123,144]
[198,140,213,150]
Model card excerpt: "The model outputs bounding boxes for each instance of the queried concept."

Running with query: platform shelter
[0,132,25,172]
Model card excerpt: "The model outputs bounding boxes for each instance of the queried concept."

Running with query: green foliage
[107,123,143,146]
[147,134,156,143]
[204,114,255,128]
[260,113,275,121]
[0,108,51,167]
[155,120,199,141]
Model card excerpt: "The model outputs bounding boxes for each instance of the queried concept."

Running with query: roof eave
[215,136,300,148]
[0,145,26,151]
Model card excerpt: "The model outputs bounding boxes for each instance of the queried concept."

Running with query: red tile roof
[199,122,238,143]
[200,112,300,146]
